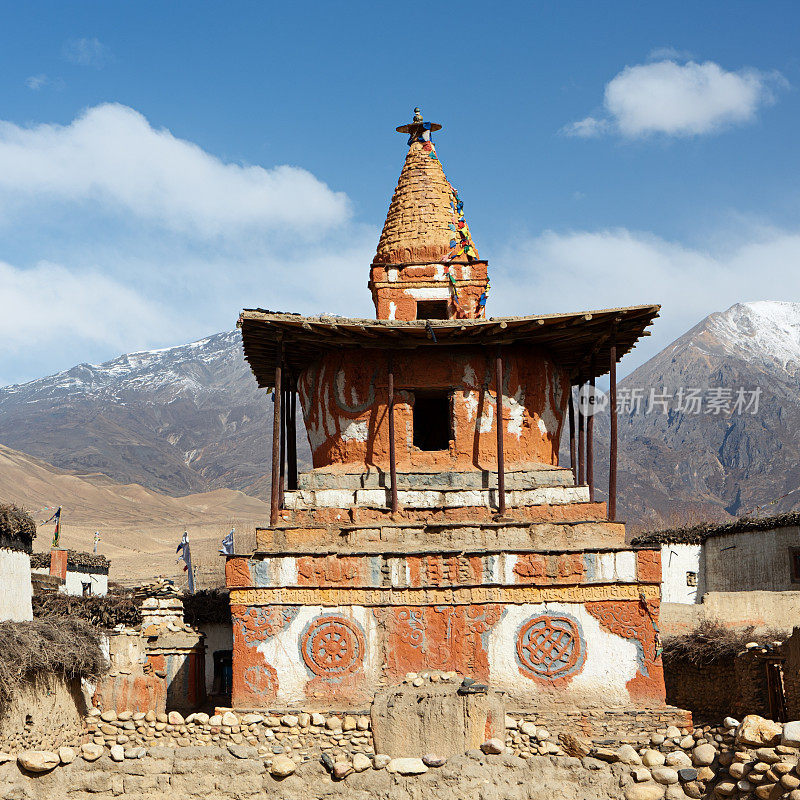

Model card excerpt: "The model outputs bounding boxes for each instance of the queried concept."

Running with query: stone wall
[663,650,773,720]
[0,746,625,800]
[8,710,794,800]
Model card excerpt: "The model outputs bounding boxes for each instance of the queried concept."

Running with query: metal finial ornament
[396,108,442,145]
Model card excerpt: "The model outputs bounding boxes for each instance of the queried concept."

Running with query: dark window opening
[790,548,800,583]
[686,571,697,587]
[412,392,452,451]
[82,581,93,596]
[416,300,449,320]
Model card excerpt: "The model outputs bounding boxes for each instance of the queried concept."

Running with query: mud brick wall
[664,652,771,719]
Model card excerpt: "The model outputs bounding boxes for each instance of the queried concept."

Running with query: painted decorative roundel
[516,614,585,682]
[301,616,365,678]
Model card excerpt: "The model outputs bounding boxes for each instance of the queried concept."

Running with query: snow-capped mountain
[0,330,309,498]
[590,301,800,529]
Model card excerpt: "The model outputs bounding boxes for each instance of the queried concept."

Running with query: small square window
[790,548,800,583]
[416,300,449,320]
[412,391,452,451]
[686,571,697,587]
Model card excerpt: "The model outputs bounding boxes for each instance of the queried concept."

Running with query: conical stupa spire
[370,110,489,321]
[374,109,479,265]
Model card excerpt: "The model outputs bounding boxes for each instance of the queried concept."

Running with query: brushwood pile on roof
[632,512,800,546]
[0,504,36,552]
[30,549,109,571]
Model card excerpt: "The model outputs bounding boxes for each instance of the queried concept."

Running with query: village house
[223,109,674,729]
[30,549,110,597]
[633,513,800,603]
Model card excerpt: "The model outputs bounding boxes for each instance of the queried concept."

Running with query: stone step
[256,518,626,552]
[283,485,591,511]
[297,466,575,491]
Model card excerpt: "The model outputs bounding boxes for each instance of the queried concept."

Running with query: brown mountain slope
[0,443,269,586]
[0,330,310,499]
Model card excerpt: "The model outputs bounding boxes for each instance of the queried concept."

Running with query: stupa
[227,109,668,720]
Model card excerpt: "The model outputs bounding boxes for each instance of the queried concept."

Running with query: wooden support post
[568,386,576,485]
[587,355,595,501]
[609,326,618,521]
[387,354,399,515]
[288,375,298,491]
[269,341,283,527]
[279,378,286,510]
[496,346,506,516]
[577,374,585,486]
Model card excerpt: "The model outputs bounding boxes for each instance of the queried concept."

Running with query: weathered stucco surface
[703,526,800,592]
[0,749,626,800]
[227,549,665,709]
[297,345,567,471]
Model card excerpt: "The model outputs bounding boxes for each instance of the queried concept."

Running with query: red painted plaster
[297,345,568,471]
[225,557,252,588]
[585,599,666,704]
[384,604,503,682]
[636,549,662,584]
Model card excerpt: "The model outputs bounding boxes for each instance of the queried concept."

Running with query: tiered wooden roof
[238,304,660,388]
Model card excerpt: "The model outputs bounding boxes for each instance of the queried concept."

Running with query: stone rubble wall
[0,746,624,800]
[5,697,800,800]
[0,674,86,754]
[664,646,778,720]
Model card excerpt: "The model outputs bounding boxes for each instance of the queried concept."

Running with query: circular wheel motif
[516,615,584,681]
[301,616,365,677]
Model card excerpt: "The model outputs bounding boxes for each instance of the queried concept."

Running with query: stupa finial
[396,107,442,145]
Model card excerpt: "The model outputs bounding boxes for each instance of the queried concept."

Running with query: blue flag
[176,531,194,593]
[219,528,235,556]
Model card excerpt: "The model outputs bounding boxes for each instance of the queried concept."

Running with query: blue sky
[1,1,799,385]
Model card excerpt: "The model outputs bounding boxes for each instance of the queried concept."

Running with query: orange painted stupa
[227,109,681,735]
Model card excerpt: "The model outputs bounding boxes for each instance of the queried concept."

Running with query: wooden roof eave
[238,305,660,387]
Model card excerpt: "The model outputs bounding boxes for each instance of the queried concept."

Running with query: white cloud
[0,259,178,355]
[564,58,784,138]
[0,103,350,236]
[62,37,110,68]
[561,116,608,138]
[0,103,373,385]
[25,74,48,90]
[494,225,800,374]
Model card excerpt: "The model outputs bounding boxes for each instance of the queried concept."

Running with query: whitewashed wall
[660,544,702,604]
[0,548,33,621]
[488,602,639,706]
[256,606,381,705]
[64,570,108,596]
